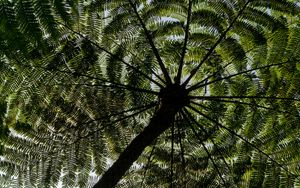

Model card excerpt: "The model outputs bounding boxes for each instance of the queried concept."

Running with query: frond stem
[170,122,175,188]
[190,95,300,102]
[82,102,157,125]
[183,109,231,171]
[57,21,164,88]
[182,110,227,186]
[187,105,293,177]
[12,57,158,96]
[190,101,210,110]
[188,62,286,91]
[69,104,154,145]
[192,99,290,114]
[104,36,166,84]
[183,0,252,86]
[175,0,192,84]
[54,82,159,95]
[127,0,172,84]
[188,46,258,91]
[141,140,157,187]
[177,118,187,186]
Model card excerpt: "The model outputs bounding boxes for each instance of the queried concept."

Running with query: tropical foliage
[1,0,300,187]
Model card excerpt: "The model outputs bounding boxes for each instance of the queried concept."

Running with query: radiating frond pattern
[1,0,300,187]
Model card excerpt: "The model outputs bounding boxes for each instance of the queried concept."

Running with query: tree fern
[1,0,300,187]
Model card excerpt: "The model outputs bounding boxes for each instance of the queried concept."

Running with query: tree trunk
[93,102,180,188]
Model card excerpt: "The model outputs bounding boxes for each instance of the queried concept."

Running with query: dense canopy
[1,0,300,187]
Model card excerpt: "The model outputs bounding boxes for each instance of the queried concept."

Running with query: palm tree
[1,0,300,187]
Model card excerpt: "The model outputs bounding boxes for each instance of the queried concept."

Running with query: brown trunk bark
[92,102,180,188]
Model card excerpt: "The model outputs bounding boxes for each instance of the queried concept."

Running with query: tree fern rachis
[1,0,300,187]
